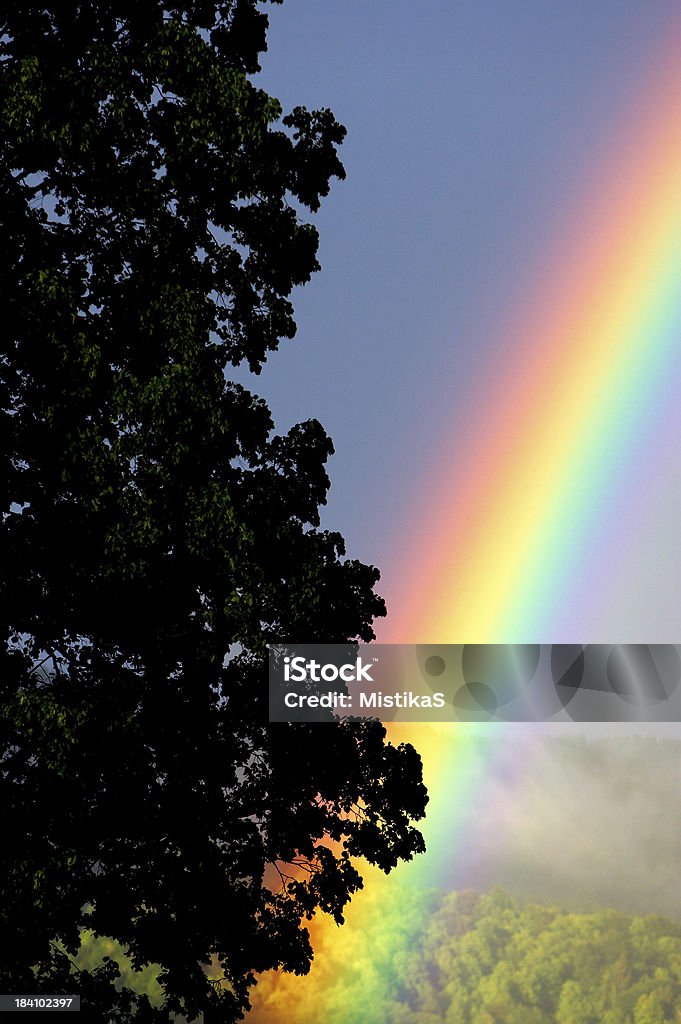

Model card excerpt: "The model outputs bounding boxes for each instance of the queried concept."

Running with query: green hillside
[249,887,681,1024]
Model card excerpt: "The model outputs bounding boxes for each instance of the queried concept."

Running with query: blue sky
[238,1,681,637]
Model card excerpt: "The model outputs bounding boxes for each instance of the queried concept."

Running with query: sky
[233,0,681,641]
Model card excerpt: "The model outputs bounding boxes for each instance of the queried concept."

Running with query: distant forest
[378,888,681,1024]
[250,887,681,1024]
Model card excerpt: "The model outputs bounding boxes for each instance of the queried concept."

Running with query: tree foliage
[0,3,427,1021]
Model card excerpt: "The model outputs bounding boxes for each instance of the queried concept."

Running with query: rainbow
[248,15,681,1022]
[381,19,681,645]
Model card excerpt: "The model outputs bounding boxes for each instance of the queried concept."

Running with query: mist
[435,732,681,918]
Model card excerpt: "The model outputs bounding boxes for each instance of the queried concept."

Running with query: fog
[434,731,681,918]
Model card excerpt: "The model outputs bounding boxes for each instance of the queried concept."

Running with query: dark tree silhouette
[0,3,428,1021]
